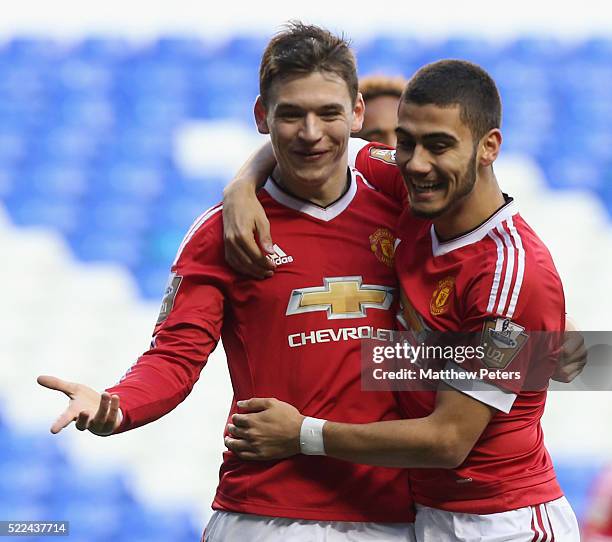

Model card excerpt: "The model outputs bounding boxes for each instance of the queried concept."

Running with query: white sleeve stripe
[506,216,526,318]
[173,204,223,265]
[486,229,505,313]
[495,222,517,315]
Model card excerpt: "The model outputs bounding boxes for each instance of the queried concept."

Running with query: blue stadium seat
[503,37,570,65]
[55,95,115,130]
[68,230,145,268]
[104,128,172,162]
[437,38,502,67]
[27,127,103,163]
[81,197,153,236]
[149,36,212,63]
[54,60,115,98]
[220,35,268,66]
[2,37,64,61]
[115,95,187,128]
[574,38,612,69]
[92,160,165,201]
[16,163,89,199]
[6,196,81,234]
[0,130,24,166]
[72,37,133,63]
[115,61,190,100]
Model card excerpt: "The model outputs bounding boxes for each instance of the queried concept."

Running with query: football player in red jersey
[223,61,582,540]
[37,23,418,542]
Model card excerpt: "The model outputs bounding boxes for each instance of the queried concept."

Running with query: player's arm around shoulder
[350,138,407,203]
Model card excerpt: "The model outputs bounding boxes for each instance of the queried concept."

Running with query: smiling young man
[37,23,417,542]
[223,60,581,541]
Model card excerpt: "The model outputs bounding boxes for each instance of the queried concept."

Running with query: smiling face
[395,102,480,219]
[255,70,364,200]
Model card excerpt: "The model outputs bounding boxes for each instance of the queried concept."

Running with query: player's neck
[433,170,505,241]
[272,163,350,207]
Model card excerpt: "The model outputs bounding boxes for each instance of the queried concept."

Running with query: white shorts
[415,496,580,541]
[203,511,416,542]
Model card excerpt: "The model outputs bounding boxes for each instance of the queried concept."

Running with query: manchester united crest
[369,228,396,268]
[430,276,455,316]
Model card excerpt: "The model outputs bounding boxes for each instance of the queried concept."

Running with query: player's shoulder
[349,138,396,168]
[172,202,224,266]
[465,210,563,323]
[479,212,561,288]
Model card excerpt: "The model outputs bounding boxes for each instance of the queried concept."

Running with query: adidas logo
[268,244,294,266]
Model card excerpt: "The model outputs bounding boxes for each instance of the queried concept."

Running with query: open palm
[37,375,121,436]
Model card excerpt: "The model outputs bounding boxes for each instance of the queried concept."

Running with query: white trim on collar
[431,199,518,257]
[262,169,358,222]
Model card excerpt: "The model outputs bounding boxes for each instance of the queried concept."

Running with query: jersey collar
[263,168,358,222]
[431,197,518,257]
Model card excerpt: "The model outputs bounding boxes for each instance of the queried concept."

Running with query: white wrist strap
[300,417,327,455]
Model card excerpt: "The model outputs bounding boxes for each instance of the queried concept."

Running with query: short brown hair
[359,75,407,102]
[402,60,502,141]
[259,21,358,106]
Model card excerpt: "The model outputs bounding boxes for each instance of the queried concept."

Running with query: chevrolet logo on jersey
[286,277,394,319]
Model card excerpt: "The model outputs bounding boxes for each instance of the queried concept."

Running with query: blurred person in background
[583,465,612,541]
[354,74,407,147]
[38,22,417,542]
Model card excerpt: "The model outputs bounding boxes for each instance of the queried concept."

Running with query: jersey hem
[212,491,415,523]
[412,477,562,514]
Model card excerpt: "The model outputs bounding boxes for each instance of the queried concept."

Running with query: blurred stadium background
[0,1,611,540]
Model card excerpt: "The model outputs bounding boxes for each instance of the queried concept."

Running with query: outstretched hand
[224,398,304,461]
[37,375,121,436]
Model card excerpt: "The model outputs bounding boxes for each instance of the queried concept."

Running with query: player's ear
[254,96,270,135]
[350,92,365,133]
[479,128,502,167]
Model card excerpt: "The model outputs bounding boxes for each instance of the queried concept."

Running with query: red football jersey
[394,198,566,514]
[106,169,414,522]
[351,138,567,513]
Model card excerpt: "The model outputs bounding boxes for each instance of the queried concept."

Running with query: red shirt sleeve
[106,211,231,433]
[349,139,407,203]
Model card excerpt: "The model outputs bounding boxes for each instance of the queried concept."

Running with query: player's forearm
[322,416,464,468]
[223,142,276,197]
[106,355,199,432]
[106,326,215,433]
